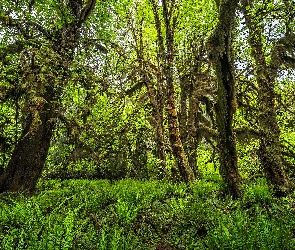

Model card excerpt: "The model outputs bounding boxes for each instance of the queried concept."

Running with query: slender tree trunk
[207,0,242,198]
[150,0,195,181]
[135,23,167,177]
[166,79,195,182]
[162,0,195,182]
[144,74,167,177]
[179,75,201,178]
[241,1,293,196]
[179,80,188,143]
[187,81,201,178]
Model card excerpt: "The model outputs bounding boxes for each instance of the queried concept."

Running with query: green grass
[0,178,295,249]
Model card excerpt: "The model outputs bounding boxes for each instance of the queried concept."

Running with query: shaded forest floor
[1,176,295,249]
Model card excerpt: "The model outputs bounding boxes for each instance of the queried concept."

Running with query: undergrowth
[0,178,295,249]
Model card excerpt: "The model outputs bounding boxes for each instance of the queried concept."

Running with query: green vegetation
[1,0,295,248]
[1,177,295,249]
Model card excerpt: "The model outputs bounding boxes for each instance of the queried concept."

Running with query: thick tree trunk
[0,94,55,192]
[241,1,293,196]
[207,0,242,198]
[216,54,241,198]
[257,69,292,196]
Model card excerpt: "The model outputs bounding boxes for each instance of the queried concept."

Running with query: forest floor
[0,176,295,249]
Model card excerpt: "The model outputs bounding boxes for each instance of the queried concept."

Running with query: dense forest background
[1,0,295,249]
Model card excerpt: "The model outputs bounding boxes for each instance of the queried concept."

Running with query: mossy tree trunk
[241,0,293,196]
[178,60,207,178]
[179,77,200,178]
[143,73,167,177]
[207,0,242,198]
[150,0,195,182]
[0,0,96,193]
[0,90,55,192]
[163,0,195,182]
[186,80,201,178]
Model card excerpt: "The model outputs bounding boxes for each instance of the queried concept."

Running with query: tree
[206,0,242,198]
[0,0,97,192]
[241,0,294,196]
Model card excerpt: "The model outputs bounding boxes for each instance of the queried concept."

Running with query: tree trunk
[207,0,242,198]
[214,52,242,198]
[241,1,293,196]
[162,0,195,182]
[144,74,167,178]
[179,74,201,178]
[179,79,188,143]
[166,81,195,182]
[135,29,167,177]
[187,81,201,178]
[150,0,195,182]
[0,93,55,192]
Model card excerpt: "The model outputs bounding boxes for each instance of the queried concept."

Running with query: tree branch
[0,11,52,39]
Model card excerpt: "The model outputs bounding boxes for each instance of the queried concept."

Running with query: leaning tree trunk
[206,0,242,198]
[0,0,97,193]
[241,1,293,196]
[0,92,55,192]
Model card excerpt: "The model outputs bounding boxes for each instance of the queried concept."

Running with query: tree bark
[186,80,200,178]
[133,19,167,178]
[207,0,242,198]
[241,0,293,196]
[179,79,188,143]
[178,68,202,178]
[166,80,195,182]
